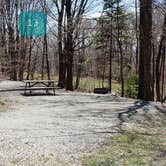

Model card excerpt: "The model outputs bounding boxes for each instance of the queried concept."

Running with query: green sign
[19,11,47,37]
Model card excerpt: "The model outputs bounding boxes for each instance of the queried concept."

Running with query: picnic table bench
[23,80,58,95]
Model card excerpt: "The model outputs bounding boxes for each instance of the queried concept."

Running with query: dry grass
[0,98,10,112]
[82,120,166,166]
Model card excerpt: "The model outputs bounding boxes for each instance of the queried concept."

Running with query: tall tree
[53,0,66,88]
[135,0,139,74]
[5,0,17,80]
[103,0,126,96]
[65,0,73,90]
[156,13,166,101]
[116,0,124,97]
[103,0,115,92]
[65,0,89,90]
[138,0,153,101]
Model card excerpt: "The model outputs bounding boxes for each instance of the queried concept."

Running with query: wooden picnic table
[23,80,58,95]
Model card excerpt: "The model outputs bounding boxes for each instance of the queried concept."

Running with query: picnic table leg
[53,82,55,95]
[46,82,49,94]
[29,82,32,94]
[53,89,55,95]
[24,82,27,95]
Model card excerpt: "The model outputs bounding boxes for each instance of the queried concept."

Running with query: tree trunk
[18,38,26,81]
[138,0,153,101]
[161,47,165,100]
[44,34,50,80]
[152,43,155,98]
[56,0,66,88]
[156,14,166,101]
[7,0,17,81]
[31,46,38,80]
[117,1,124,97]
[109,16,113,92]
[27,37,32,80]
[58,15,66,87]
[75,62,81,89]
[119,41,124,97]
[135,0,139,74]
[66,0,73,91]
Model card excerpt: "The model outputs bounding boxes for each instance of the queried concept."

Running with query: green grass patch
[82,122,166,166]
[73,77,121,94]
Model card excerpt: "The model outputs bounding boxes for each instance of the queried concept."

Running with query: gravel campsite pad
[0,81,165,165]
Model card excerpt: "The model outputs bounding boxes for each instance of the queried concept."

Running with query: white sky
[87,0,136,19]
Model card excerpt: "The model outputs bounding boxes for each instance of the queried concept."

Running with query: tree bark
[66,0,73,90]
[135,0,139,74]
[117,1,124,97]
[109,15,113,92]
[57,0,66,88]
[156,14,166,101]
[138,0,153,101]
[27,37,32,80]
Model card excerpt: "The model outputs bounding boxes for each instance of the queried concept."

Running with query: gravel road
[0,81,165,166]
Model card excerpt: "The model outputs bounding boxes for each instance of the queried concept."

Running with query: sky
[87,0,136,18]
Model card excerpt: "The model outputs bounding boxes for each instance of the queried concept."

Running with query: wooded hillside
[0,0,165,101]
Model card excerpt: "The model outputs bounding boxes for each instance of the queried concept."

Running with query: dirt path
[0,81,165,166]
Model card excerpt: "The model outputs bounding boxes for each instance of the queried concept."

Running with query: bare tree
[65,0,89,90]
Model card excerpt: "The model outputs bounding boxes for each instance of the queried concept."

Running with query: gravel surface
[0,81,165,166]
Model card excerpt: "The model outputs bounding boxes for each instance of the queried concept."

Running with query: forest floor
[0,80,165,166]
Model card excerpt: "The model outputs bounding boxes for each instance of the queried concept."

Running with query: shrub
[125,74,138,99]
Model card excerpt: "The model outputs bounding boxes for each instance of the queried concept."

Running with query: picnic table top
[23,80,58,83]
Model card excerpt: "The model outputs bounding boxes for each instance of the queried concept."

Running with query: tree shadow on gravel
[154,105,166,115]
[118,100,150,126]
[22,93,59,96]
